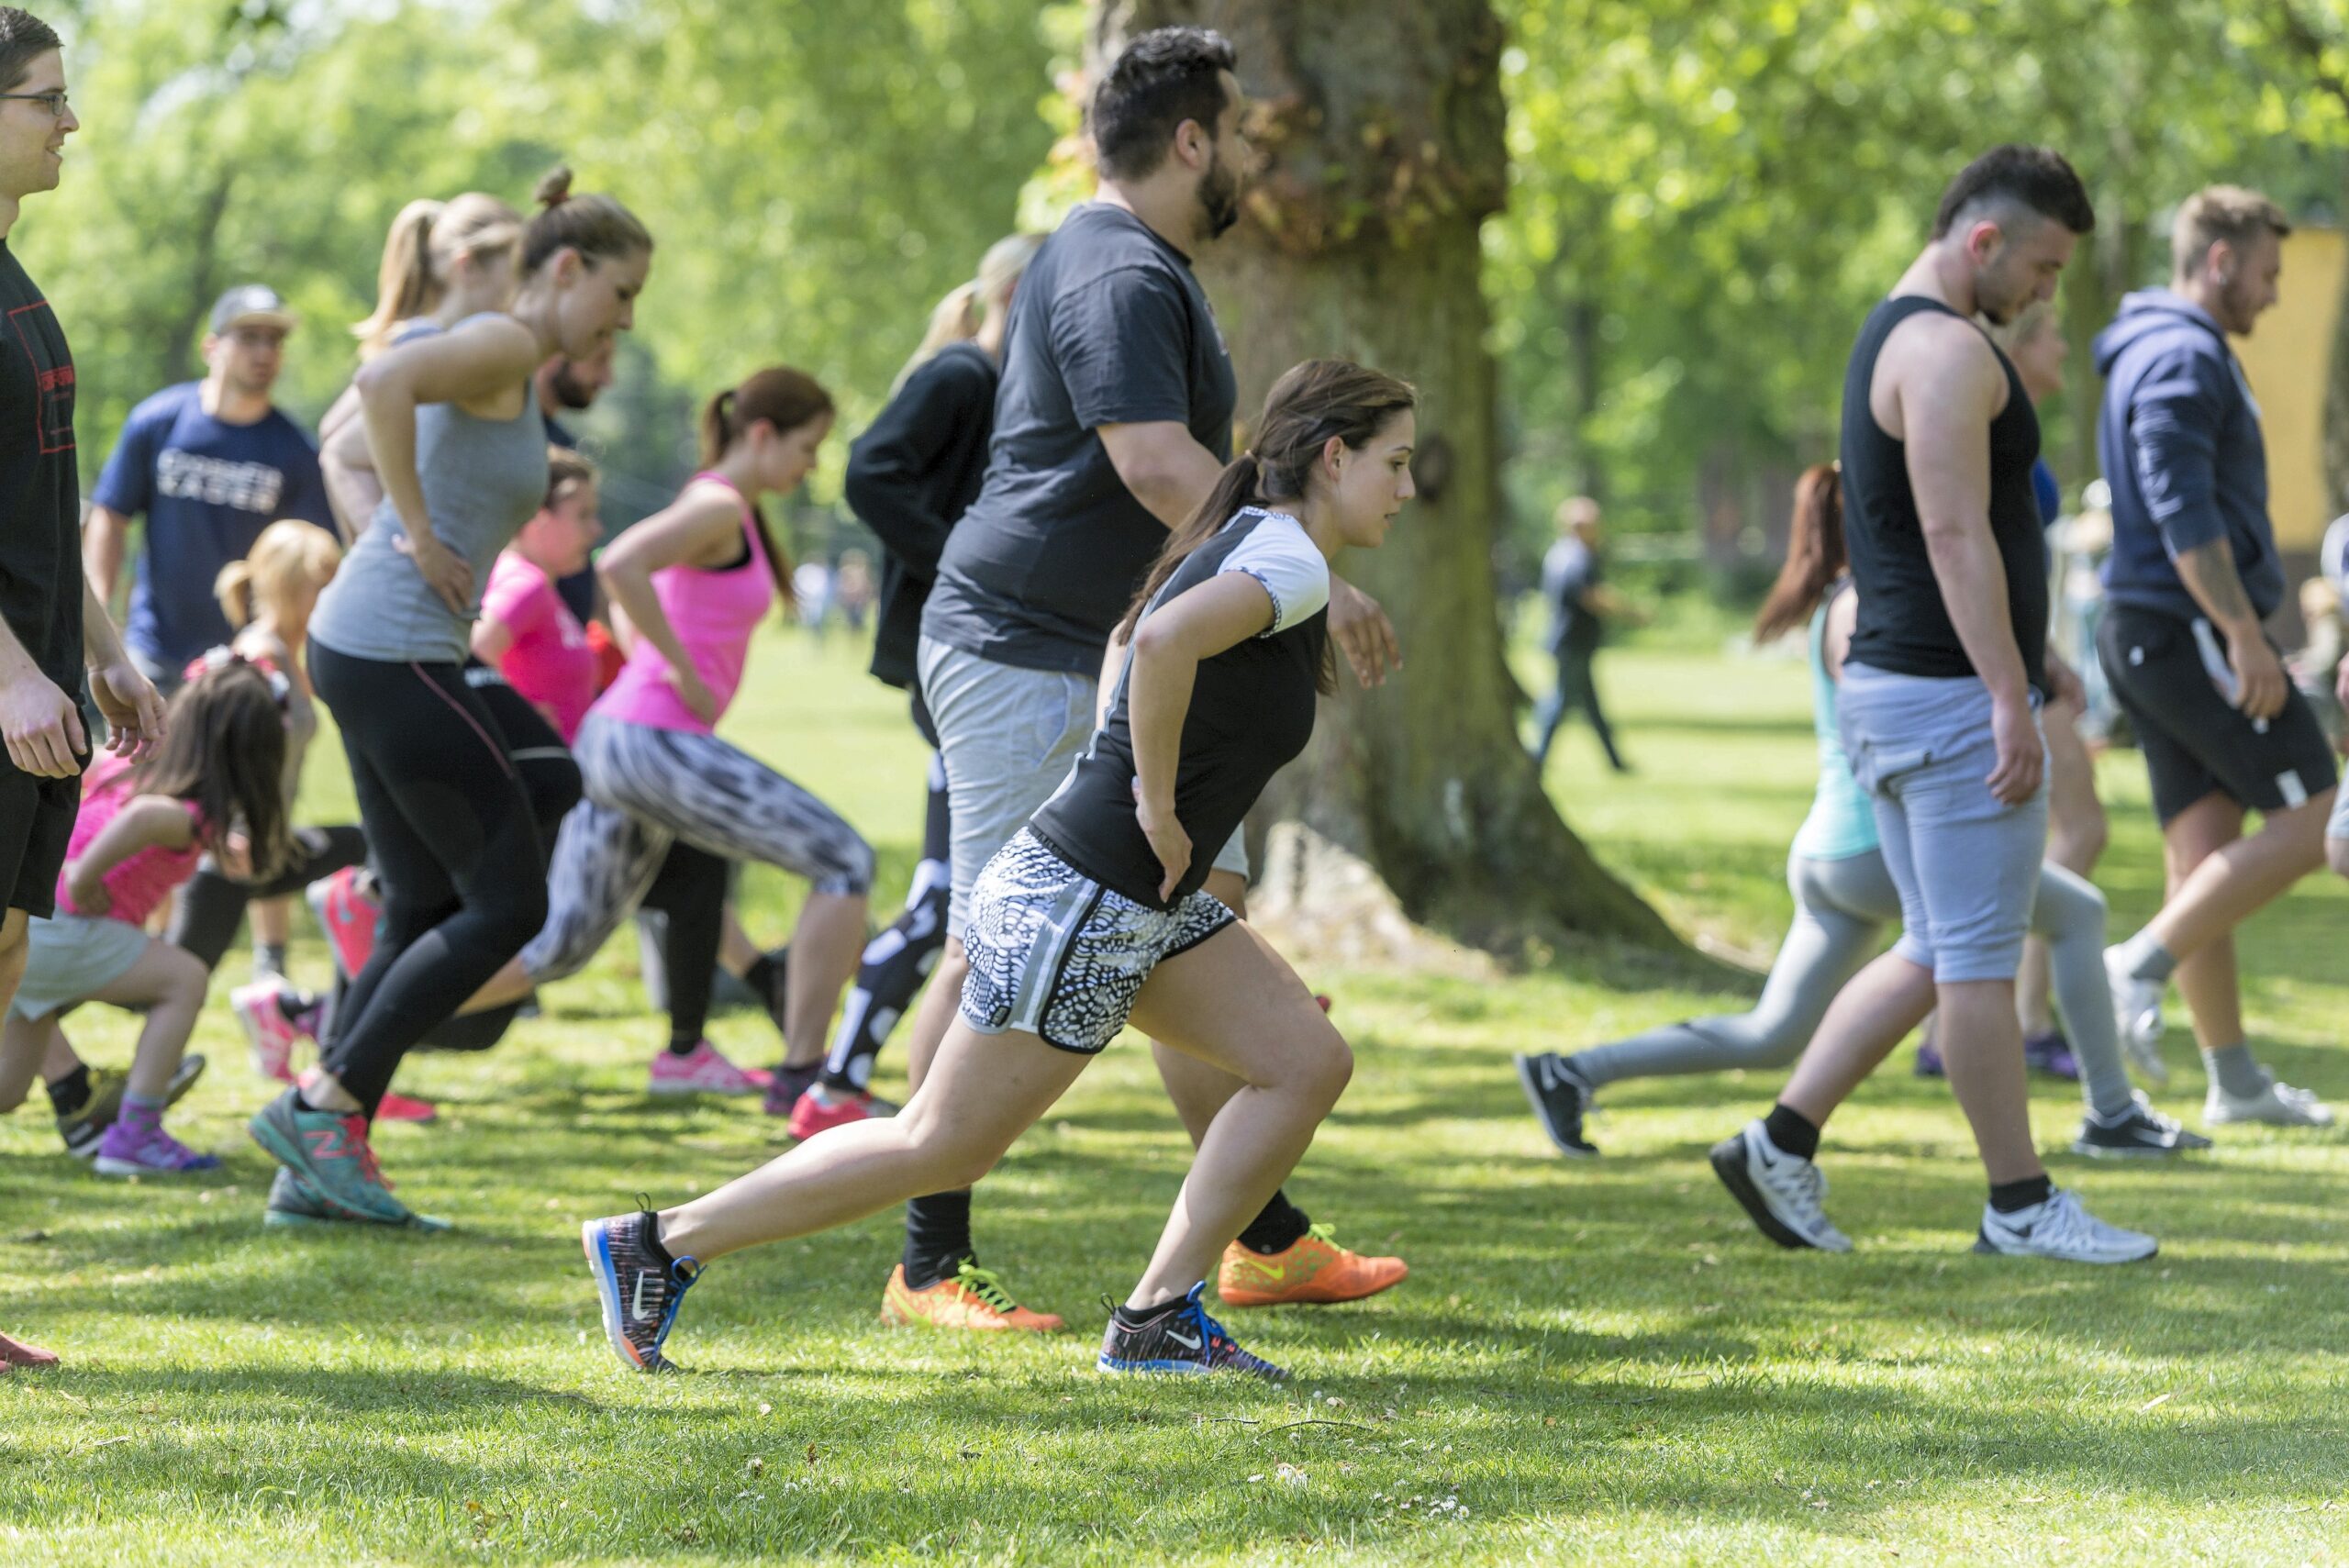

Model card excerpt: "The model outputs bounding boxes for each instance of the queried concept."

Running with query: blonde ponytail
[892,232,1044,393]
[214,560,259,631]
[352,198,443,357]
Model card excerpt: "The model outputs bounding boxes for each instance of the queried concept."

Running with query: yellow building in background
[2235,225,2343,554]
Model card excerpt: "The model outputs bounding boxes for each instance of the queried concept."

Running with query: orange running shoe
[880,1262,1064,1332]
[1218,1223,1408,1307]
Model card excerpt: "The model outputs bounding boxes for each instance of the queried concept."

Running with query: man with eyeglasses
[83,283,332,697]
[0,5,166,1379]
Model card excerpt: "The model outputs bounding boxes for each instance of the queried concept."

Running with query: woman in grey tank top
[250,169,654,1232]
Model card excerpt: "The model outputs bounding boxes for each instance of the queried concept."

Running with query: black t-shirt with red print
[0,240,78,692]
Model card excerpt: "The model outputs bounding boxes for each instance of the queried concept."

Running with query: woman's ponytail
[352,198,444,357]
[1753,462,1846,645]
[214,560,257,631]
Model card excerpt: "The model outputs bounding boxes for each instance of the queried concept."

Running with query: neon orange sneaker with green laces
[880,1261,1065,1332]
[1218,1224,1408,1307]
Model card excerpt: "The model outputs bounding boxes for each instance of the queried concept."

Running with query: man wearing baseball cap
[83,282,331,692]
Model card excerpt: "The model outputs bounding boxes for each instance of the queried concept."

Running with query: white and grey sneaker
[2071,1093,2212,1159]
[1709,1119,1852,1252]
[2206,1076,2335,1128]
[2104,946,2168,1086]
[1515,1052,1598,1157]
[1975,1187,2156,1263]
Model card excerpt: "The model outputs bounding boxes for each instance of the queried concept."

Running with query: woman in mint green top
[1516,465,2188,1162]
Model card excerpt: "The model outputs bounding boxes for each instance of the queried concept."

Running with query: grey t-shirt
[310,315,546,664]
[920,203,1237,674]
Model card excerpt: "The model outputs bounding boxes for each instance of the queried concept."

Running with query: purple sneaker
[94,1111,222,1176]
[1912,1040,1945,1078]
[2022,1029,2081,1081]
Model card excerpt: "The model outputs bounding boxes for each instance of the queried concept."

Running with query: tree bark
[1089,0,1684,952]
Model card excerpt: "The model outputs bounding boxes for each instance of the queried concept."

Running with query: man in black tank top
[1714,147,2159,1266]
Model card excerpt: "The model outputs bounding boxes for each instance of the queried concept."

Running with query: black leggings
[168,825,369,973]
[309,642,550,1115]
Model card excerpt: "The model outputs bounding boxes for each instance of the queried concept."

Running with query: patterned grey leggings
[521,713,874,984]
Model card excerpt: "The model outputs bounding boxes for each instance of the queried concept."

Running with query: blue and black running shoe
[583,1206,700,1373]
[1097,1282,1286,1380]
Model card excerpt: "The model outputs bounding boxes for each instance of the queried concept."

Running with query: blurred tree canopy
[25,0,2349,576]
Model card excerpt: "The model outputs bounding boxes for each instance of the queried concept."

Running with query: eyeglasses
[0,91,68,118]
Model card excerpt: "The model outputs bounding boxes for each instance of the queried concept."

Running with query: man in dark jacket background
[2093,184,2337,1129]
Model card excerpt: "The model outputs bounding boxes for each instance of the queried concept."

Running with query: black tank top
[1840,295,2047,694]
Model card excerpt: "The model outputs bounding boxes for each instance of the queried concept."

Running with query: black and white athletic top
[1028,507,1330,909]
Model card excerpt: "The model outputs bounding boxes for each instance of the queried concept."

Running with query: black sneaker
[761,1061,822,1118]
[54,1055,206,1159]
[582,1207,700,1372]
[2071,1095,2212,1159]
[1514,1052,1597,1157]
[1097,1283,1286,1380]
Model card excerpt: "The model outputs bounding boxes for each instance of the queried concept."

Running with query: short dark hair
[1090,26,1237,182]
[1932,145,2095,240]
[0,7,60,94]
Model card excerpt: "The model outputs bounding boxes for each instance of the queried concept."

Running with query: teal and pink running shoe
[250,1087,417,1226]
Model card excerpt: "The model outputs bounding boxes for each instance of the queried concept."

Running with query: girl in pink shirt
[474,450,602,742]
[469,369,874,1097]
[0,661,291,1173]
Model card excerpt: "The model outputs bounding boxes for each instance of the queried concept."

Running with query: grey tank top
[310,314,546,663]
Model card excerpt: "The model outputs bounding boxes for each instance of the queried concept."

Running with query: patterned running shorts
[959,828,1236,1055]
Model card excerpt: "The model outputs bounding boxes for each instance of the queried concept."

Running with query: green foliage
[1484,0,2349,565]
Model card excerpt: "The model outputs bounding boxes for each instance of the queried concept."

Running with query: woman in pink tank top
[465,368,875,1099]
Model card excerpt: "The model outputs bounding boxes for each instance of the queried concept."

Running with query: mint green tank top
[1790,588,1880,862]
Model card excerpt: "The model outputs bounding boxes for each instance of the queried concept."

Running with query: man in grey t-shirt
[885,26,1407,1329]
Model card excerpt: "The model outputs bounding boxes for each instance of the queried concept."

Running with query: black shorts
[2098,603,2339,824]
[0,759,81,919]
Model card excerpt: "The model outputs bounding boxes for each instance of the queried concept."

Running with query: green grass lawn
[5,628,2347,1564]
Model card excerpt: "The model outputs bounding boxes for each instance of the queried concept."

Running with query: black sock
[44,1064,91,1118]
[666,1028,702,1057]
[1988,1174,2054,1214]
[744,951,786,1006]
[640,1210,676,1270]
[1762,1103,1821,1162]
[1234,1189,1311,1255]
[902,1190,974,1290]
[1113,1296,1186,1330]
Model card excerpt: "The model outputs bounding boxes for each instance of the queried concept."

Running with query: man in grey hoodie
[2093,185,2336,1129]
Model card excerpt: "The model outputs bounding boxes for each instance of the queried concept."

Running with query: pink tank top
[55,754,206,927]
[594,473,774,735]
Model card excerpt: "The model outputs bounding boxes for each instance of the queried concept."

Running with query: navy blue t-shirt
[93,382,329,668]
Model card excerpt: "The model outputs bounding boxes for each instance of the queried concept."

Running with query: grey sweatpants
[1564,845,2134,1120]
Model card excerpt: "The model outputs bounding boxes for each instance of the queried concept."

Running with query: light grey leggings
[1564,847,2134,1119]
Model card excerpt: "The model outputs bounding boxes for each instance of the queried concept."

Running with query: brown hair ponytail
[697,367,837,617]
[1116,359,1416,690]
[1753,463,1846,644]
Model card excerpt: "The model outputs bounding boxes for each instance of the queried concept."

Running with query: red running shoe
[297,1065,436,1125]
[307,865,380,980]
[786,1084,897,1140]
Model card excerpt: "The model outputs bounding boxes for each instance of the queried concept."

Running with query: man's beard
[547,361,596,412]
[1198,150,1241,240]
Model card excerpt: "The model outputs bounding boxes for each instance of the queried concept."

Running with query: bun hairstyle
[1118,357,1416,693]
[1753,462,1846,645]
[894,233,1045,393]
[352,193,524,357]
[133,660,293,882]
[215,520,344,632]
[521,164,653,277]
[697,367,836,617]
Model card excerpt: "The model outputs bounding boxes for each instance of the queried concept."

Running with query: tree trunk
[1089,0,1684,952]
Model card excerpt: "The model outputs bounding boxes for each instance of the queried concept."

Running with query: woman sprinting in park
[250,168,651,1229]
[791,232,1042,1137]
[459,368,873,1096]
[582,359,1414,1381]
[1515,463,2205,1162]
[0,660,289,1173]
